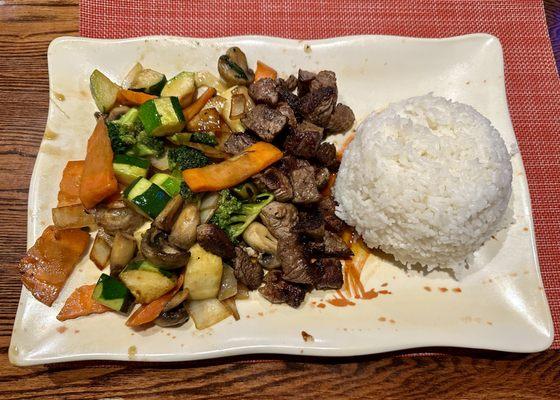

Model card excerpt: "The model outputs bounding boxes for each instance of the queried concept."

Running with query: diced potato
[184,244,223,300]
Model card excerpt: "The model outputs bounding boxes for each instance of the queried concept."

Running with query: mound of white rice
[334,94,512,270]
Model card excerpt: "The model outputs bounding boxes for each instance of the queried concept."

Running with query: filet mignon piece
[241,104,287,142]
[196,224,235,259]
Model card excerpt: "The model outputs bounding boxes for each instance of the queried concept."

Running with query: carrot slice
[254,61,277,81]
[116,89,157,106]
[79,118,119,209]
[126,275,184,327]
[182,87,216,121]
[182,142,283,192]
[57,284,110,321]
[19,226,90,306]
[58,160,85,207]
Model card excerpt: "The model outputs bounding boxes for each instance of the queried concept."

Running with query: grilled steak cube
[291,165,321,204]
[248,78,279,106]
[253,167,293,202]
[313,258,343,290]
[326,103,355,135]
[234,247,264,290]
[284,121,323,159]
[196,224,235,259]
[241,104,287,142]
[223,132,258,154]
[258,270,306,308]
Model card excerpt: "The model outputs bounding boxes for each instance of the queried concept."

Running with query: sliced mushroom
[242,222,278,254]
[154,195,184,232]
[218,47,254,86]
[94,203,146,235]
[107,105,131,121]
[140,226,189,269]
[154,303,190,327]
[169,203,200,250]
[110,232,136,276]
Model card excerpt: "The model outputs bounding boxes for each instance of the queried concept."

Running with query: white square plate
[10,35,553,366]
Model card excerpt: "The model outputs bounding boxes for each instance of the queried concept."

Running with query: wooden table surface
[1,1,560,399]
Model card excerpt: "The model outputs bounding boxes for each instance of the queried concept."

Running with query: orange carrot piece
[57,284,110,321]
[19,226,90,306]
[79,118,119,209]
[182,142,283,192]
[58,160,85,207]
[116,89,157,106]
[126,275,184,327]
[254,61,277,81]
[182,87,216,121]
[337,132,355,160]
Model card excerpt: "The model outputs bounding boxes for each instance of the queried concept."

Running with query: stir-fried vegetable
[19,226,90,306]
[254,61,277,81]
[210,189,274,241]
[52,204,95,229]
[183,87,217,121]
[182,142,283,192]
[79,118,119,209]
[183,244,223,300]
[190,132,217,146]
[168,146,209,171]
[57,285,110,321]
[116,89,157,106]
[58,160,84,206]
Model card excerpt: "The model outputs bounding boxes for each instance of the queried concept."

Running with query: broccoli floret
[168,146,209,171]
[106,108,140,154]
[106,108,165,158]
[190,132,217,147]
[179,181,199,203]
[127,130,165,158]
[210,190,274,241]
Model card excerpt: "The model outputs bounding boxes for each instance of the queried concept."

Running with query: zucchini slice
[150,173,182,197]
[92,273,134,313]
[123,177,171,219]
[113,154,150,185]
[90,69,121,113]
[161,72,196,107]
[138,97,186,137]
[184,244,223,300]
[120,260,177,304]
[130,68,167,95]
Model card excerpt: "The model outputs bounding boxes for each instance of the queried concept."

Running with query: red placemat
[80,0,560,349]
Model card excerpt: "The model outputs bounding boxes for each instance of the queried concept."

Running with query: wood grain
[0,1,560,399]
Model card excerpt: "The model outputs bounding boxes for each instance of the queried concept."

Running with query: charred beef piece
[318,196,346,232]
[241,104,287,142]
[260,201,299,240]
[284,121,323,159]
[276,102,298,130]
[253,167,293,202]
[291,165,321,204]
[278,86,302,121]
[315,142,338,170]
[223,132,258,154]
[196,224,235,259]
[233,247,264,290]
[313,258,343,290]
[258,270,306,308]
[248,78,279,106]
[315,166,331,190]
[297,69,317,96]
[323,231,353,258]
[277,235,315,284]
[300,86,337,127]
[306,231,353,259]
[277,75,298,92]
[310,70,338,94]
[295,209,325,239]
[326,103,355,135]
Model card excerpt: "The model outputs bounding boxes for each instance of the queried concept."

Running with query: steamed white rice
[334,94,512,271]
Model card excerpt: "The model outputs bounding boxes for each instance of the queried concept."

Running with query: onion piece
[122,62,143,89]
[109,232,136,276]
[150,152,169,171]
[52,204,96,229]
[185,142,230,160]
[217,264,238,300]
[163,288,189,312]
[235,282,250,300]
[90,230,112,270]
[186,108,222,133]
[186,298,231,330]
[221,297,240,321]
[202,95,227,113]
[229,93,246,120]
[199,192,219,224]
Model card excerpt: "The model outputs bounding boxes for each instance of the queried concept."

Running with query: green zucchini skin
[138,97,185,137]
[92,273,134,313]
[113,154,150,185]
[124,177,171,219]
